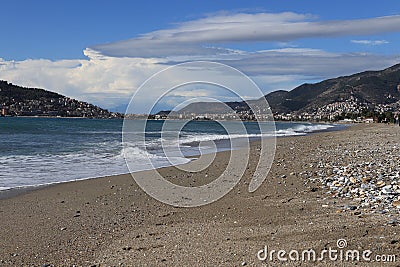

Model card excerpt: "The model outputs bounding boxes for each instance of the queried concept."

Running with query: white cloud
[0,52,166,110]
[351,39,389,45]
[1,48,398,113]
[170,89,212,98]
[218,48,399,78]
[90,12,400,58]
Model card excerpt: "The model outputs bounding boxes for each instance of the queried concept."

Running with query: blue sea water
[0,117,340,190]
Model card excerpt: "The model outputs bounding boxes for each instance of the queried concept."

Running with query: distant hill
[177,101,249,115]
[176,63,400,115]
[0,81,122,118]
[264,63,400,113]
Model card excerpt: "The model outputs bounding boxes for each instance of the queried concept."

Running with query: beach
[0,124,399,266]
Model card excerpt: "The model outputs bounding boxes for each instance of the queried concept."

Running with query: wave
[178,133,263,145]
[290,123,334,133]
[0,121,339,192]
[175,123,335,144]
[274,124,334,137]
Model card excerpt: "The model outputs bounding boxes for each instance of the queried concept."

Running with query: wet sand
[0,124,399,266]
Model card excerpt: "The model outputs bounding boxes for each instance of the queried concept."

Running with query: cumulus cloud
[0,52,166,110]
[351,39,389,45]
[1,48,398,112]
[91,12,400,58]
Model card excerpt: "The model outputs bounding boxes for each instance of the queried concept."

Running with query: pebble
[382,186,393,194]
[349,177,357,184]
[376,181,386,187]
[313,139,400,215]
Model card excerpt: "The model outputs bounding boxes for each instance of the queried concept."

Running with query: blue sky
[1,0,400,112]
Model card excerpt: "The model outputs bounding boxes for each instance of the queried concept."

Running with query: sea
[0,117,342,191]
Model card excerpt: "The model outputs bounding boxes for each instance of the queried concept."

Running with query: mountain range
[2,63,400,118]
[175,63,400,115]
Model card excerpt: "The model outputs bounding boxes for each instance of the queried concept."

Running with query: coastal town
[0,97,122,118]
[139,96,400,124]
[0,81,122,118]
[1,78,400,123]
[2,93,399,123]
[274,96,400,123]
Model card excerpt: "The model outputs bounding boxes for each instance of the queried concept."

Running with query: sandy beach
[1,124,399,266]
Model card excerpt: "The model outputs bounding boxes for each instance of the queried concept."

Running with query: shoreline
[0,123,347,201]
[1,124,399,266]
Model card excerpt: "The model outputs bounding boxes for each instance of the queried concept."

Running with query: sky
[1,0,400,112]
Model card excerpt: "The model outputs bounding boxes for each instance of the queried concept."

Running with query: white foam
[178,133,264,144]
[0,122,338,191]
[292,123,334,133]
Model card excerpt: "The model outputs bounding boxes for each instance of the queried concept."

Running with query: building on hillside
[1,106,7,116]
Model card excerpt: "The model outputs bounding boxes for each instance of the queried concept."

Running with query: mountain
[264,63,400,113]
[177,101,249,115]
[176,63,400,115]
[0,81,122,118]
